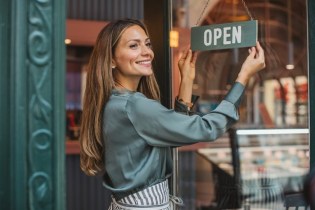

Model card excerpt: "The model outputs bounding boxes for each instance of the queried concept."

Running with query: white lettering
[202,25,242,47]
[213,28,222,45]
[223,27,231,45]
[204,29,212,46]
[232,26,242,43]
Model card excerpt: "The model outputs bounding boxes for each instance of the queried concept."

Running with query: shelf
[199,145,309,154]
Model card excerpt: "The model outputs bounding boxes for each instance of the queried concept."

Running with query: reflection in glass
[172,0,309,209]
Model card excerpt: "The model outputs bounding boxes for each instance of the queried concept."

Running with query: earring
[112,66,116,70]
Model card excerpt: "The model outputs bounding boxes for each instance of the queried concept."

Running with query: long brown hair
[80,19,160,176]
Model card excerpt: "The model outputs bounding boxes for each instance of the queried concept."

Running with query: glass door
[171,0,309,209]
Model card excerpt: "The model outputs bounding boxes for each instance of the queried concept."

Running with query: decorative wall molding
[9,0,66,209]
[28,1,53,209]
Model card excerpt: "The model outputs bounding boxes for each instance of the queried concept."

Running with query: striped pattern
[109,180,171,210]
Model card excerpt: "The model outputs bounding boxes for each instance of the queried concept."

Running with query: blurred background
[1,0,314,210]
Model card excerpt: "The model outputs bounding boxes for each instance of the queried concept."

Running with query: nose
[141,44,153,56]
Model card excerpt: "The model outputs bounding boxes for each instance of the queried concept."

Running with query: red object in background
[274,83,289,102]
[297,83,308,102]
[67,113,76,127]
[257,166,266,173]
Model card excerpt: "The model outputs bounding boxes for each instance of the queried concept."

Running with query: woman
[79,18,265,210]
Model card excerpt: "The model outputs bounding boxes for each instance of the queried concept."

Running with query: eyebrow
[126,38,151,43]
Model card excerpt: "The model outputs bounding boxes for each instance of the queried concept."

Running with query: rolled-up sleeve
[126,82,245,147]
[223,82,245,107]
[175,82,245,114]
[174,95,199,115]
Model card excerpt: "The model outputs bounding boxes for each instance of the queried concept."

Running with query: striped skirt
[108,180,183,210]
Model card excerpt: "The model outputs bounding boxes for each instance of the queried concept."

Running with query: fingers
[257,42,264,56]
[180,48,192,64]
[256,41,263,50]
[256,41,264,56]
[191,51,198,64]
[179,47,193,66]
[180,48,189,61]
[248,41,265,61]
[185,49,193,65]
[185,49,199,65]
[256,41,266,68]
[248,46,256,58]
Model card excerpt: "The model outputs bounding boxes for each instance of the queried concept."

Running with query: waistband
[109,180,184,210]
[111,196,170,210]
[118,180,169,206]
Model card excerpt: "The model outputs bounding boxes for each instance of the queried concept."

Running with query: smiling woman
[79,18,265,210]
[112,25,155,91]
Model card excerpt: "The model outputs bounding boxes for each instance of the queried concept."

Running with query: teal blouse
[102,82,245,199]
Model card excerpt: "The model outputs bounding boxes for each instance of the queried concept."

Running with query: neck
[115,80,137,91]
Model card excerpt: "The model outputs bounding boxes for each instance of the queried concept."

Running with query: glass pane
[66,46,92,140]
[171,0,309,209]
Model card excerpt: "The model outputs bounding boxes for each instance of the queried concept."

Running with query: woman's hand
[178,48,198,82]
[236,41,266,86]
[177,48,198,105]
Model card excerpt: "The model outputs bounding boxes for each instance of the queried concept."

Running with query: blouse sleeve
[126,82,245,147]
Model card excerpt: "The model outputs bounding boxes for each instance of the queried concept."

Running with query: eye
[146,42,152,49]
[129,43,139,49]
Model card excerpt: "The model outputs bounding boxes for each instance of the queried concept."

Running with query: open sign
[191,20,257,51]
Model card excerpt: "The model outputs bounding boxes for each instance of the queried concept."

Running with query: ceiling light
[286,64,295,70]
[170,30,179,48]
[65,39,72,45]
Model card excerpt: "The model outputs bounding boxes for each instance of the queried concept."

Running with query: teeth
[137,60,151,65]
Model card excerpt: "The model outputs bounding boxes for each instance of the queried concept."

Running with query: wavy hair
[80,19,160,176]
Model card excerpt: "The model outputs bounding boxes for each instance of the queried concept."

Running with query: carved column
[8,0,66,210]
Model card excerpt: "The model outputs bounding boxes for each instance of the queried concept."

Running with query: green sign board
[191,20,258,51]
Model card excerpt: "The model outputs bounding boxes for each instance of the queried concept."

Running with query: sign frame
[191,20,258,51]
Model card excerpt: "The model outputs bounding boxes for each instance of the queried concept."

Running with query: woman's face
[112,25,154,80]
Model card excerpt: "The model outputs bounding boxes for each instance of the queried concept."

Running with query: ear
[111,59,116,69]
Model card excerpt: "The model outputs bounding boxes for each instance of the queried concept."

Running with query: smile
[136,60,151,65]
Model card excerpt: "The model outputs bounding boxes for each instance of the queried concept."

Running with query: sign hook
[241,0,254,20]
[196,0,254,26]
[195,0,210,26]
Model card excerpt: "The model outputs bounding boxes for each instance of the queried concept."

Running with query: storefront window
[171,0,309,209]
[66,46,91,140]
